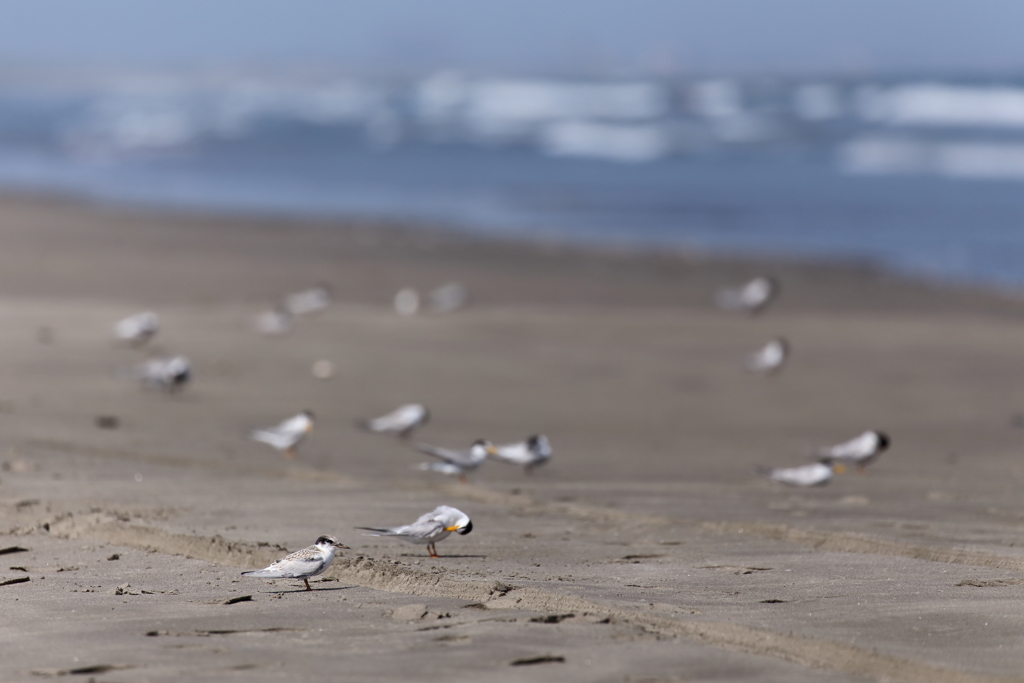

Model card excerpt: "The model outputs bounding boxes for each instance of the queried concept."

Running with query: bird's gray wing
[244,552,322,577]
[402,518,446,540]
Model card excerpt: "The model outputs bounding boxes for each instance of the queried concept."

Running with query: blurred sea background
[5,1,1024,287]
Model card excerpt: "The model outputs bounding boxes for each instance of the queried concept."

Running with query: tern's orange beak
[444,525,460,532]
[833,463,847,474]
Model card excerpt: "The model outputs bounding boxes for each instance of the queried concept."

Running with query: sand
[1,193,1024,682]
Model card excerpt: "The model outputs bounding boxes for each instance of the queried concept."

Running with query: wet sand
[2,194,1024,682]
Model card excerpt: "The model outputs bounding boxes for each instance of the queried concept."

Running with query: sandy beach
[2,193,1024,682]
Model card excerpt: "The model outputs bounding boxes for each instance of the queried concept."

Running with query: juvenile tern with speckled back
[242,535,349,591]
[355,506,472,558]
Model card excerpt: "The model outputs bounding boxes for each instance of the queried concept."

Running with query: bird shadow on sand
[398,553,488,559]
[267,585,358,595]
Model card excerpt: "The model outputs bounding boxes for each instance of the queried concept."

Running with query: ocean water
[2,71,1024,287]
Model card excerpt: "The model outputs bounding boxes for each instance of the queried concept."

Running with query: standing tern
[250,411,315,459]
[746,337,789,375]
[757,460,835,487]
[242,535,349,591]
[412,439,496,483]
[357,403,429,439]
[355,506,472,558]
[115,312,159,345]
[716,276,778,315]
[816,431,890,474]
[492,435,552,473]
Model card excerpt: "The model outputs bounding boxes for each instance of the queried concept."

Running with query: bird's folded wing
[371,413,404,431]
[250,429,284,447]
[407,519,445,539]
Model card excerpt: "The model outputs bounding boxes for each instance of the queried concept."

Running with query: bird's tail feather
[241,569,274,577]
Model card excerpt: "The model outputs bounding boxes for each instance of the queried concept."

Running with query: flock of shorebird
[110,276,889,591]
[112,286,549,591]
[716,276,891,486]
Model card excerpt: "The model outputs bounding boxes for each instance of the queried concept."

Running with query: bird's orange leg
[285,448,297,460]
[303,579,312,591]
[428,543,439,558]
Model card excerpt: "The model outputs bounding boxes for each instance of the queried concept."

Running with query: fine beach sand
[3,193,1024,682]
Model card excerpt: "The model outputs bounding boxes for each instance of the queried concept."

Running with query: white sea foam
[540,120,672,162]
[857,83,1024,129]
[840,136,1024,180]
[465,79,667,132]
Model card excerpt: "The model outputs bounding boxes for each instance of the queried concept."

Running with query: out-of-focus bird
[816,430,890,474]
[115,311,159,346]
[394,287,420,316]
[285,285,331,316]
[255,307,293,336]
[135,355,190,392]
[492,435,552,473]
[357,404,429,439]
[428,282,468,313]
[250,411,315,459]
[746,337,789,375]
[757,460,835,486]
[241,535,349,591]
[412,439,496,483]
[355,505,472,558]
[716,276,778,315]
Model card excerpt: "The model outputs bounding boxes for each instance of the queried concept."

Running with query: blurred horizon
[4,2,1024,290]
[4,1,1024,77]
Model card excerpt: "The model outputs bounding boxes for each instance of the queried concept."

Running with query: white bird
[716,276,778,315]
[135,355,190,392]
[428,282,468,313]
[357,403,429,439]
[242,535,349,591]
[746,338,789,375]
[758,460,835,487]
[255,307,293,336]
[355,505,472,558]
[115,311,159,345]
[492,435,552,473]
[412,439,496,483]
[285,285,331,316]
[250,411,315,459]
[816,431,890,474]
[394,287,420,316]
